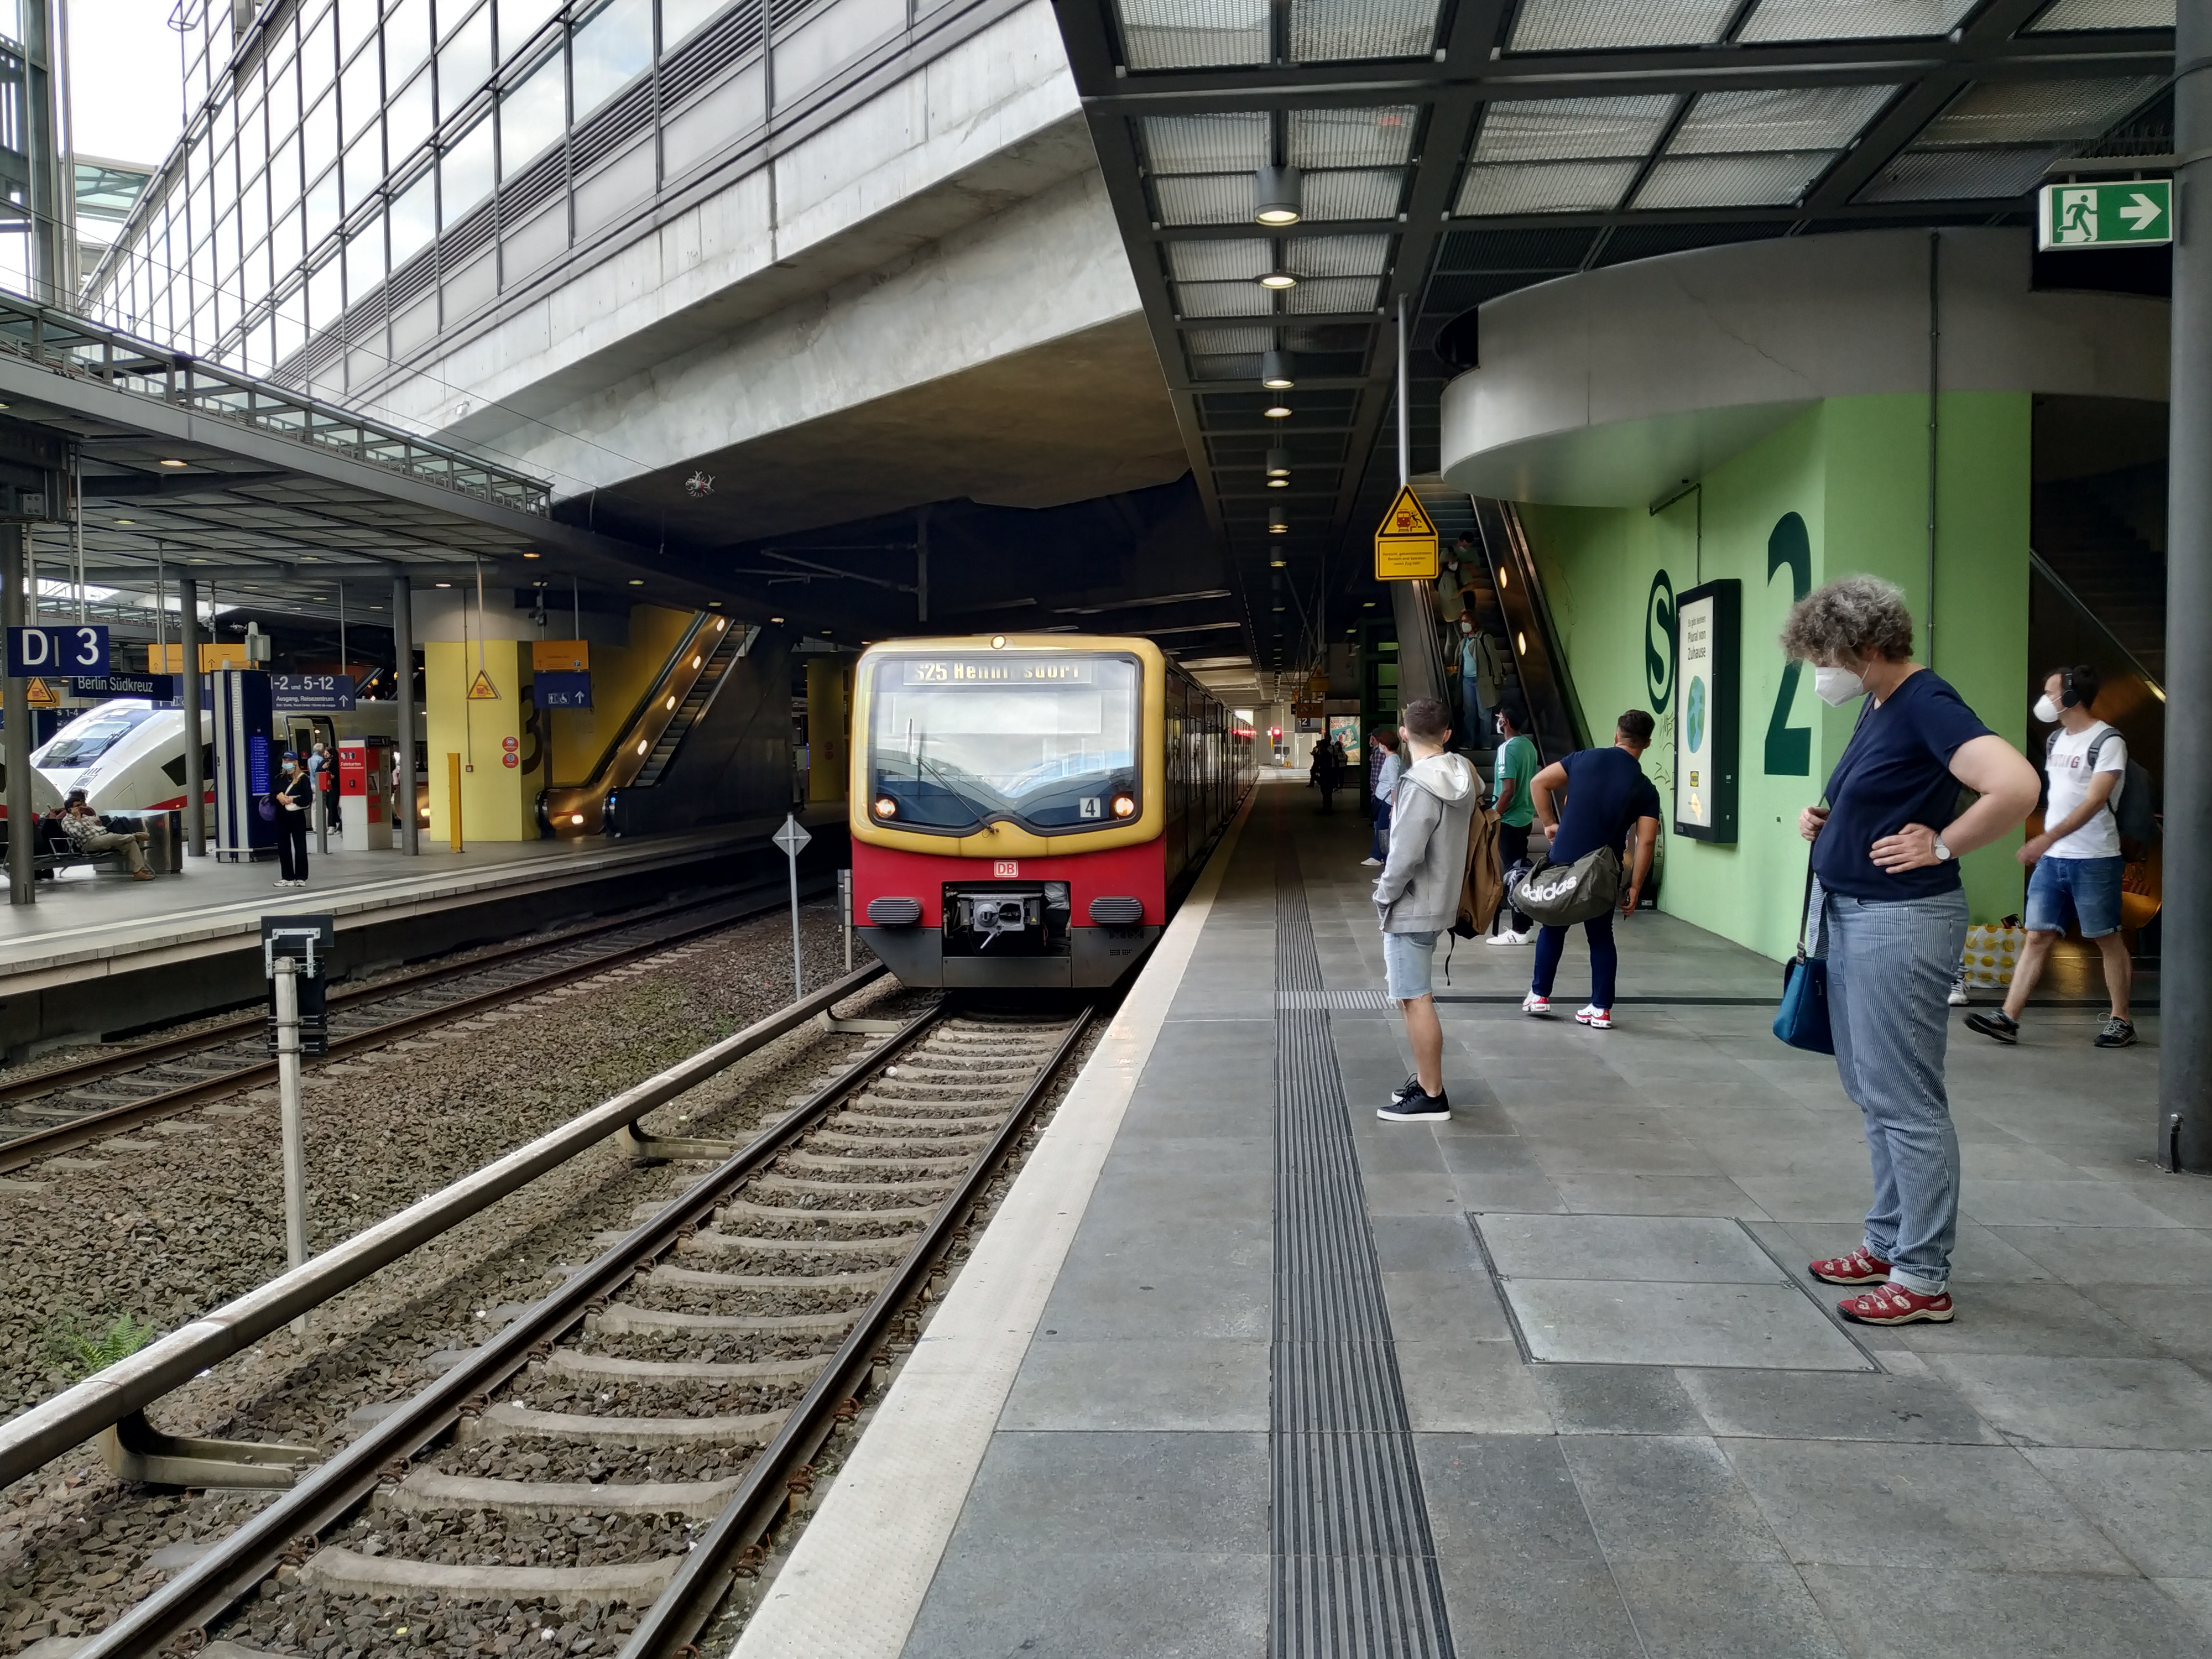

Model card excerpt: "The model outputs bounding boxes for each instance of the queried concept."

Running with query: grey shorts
[1384,930,1439,1001]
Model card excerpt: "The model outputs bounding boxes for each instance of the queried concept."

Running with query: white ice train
[29,698,400,817]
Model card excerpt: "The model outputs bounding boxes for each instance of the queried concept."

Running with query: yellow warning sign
[467,670,499,700]
[1374,484,1440,581]
[24,677,60,707]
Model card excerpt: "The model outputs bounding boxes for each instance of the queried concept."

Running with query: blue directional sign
[533,670,592,709]
[270,672,356,711]
[8,624,108,677]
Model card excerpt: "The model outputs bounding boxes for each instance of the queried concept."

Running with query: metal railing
[0,286,552,514]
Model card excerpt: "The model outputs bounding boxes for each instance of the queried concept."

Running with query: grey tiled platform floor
[901,780,2212,1659]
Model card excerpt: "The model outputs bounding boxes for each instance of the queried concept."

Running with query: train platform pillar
[806,658,849,806]
[425,639,539,843]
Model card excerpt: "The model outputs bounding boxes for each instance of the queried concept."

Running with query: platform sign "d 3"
[7,624,107,677]
[2038,179,2171,249]
[1374,485,1439,581]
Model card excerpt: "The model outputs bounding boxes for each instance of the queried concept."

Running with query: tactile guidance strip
[1271,826,1454,1659]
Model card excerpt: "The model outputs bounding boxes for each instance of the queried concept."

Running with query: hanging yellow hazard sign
[467,669,499,700]
[1374,484,1439,581]
[24,677,60,707]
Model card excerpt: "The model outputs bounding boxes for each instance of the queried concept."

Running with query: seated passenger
[58,797,154,880]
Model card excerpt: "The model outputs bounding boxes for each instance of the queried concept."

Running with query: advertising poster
[1671,579,1740,844]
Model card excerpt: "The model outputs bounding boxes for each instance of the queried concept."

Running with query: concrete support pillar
[178,575,204,858]
[392,577,419,855]
[2164,0,2212,1172]
[4,526,30,905]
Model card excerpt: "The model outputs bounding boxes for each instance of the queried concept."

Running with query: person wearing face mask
[1782,577,2040,1328]
[270,749,313,888]
[1488,701,1539,943]
[1454,608,1489,754]
[1965,665,2135,1048]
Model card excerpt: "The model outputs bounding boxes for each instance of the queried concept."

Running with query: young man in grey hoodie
[1373,696,1479,1122]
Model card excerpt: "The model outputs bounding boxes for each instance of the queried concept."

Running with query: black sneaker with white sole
[1389,1072,1423,1104]
[1964,1010,2017,1045]
[1378,1087,1450,1123]
[2094,1015,2137,1048]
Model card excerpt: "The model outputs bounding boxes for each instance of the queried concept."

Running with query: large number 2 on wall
[1764,513,1812,776]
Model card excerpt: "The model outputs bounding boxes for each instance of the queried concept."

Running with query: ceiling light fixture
[628,578,644,586]
[114,518,134,525]
[1269,515,1288,535]
[1264,403,1291,419]
[1261,349,1295,390]
[1254,164,1301,227]
[158,458,188,468]
[1258,268,1298,290]
[436,581,452,588]
[523,551,540,559]
[1265,447,1291,479]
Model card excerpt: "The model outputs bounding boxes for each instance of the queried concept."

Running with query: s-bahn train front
[849,634,1249,989]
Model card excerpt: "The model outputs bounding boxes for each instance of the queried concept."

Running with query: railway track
[0,877,829,1174]
[34,992,1091,1659]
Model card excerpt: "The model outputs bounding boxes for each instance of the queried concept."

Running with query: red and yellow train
[849,634,1256,988]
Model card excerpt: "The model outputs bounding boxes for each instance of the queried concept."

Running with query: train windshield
[33,704,159,769]
[867,652,1141,833]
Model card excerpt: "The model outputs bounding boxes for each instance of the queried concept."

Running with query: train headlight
[1112,795,1136,818]
[874,795,898,818]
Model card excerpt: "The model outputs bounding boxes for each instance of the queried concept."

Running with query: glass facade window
[502,0,567,59]
[304,94,340,180]
[662,0,732,51]
[390,170,437,265]
[388,69,436,165]
[274,290,307,361]
[308,256,343,330]
[575,0,653,118]
[241,170,270,251]
[344,127,385,209]
[303,8,338,103]
[340,0,382,58]
[500,50,567,180]
[272,135,302,213]
[442,119,497,222]
[306,169,342,244]
[342,44,383,142]
[273,203,305,268]
[385,0,433,82]
[269,52,301,138]
[346,217,387,302]
[441,3,495,102]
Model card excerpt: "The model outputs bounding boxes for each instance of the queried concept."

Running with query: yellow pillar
[425,640,538,842]
[807,658,849,805]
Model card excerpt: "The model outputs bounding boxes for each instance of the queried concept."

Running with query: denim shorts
[2024,854,2124,939]
[1383,930,1439,1000]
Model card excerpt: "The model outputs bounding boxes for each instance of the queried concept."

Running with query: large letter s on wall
[1645,569,1676,714]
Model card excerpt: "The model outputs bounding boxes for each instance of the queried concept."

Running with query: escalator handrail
[2028,550,2165,701]
[558,612,715,792]
[631,623,759,787]
[1472,497,1591,758]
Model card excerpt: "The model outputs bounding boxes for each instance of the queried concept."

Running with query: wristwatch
[1933,835,1953,862]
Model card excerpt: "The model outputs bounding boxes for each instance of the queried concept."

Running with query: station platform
[0,806,846,1058]
[739,775,2208,1659]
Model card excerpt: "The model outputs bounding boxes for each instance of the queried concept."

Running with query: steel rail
[0,875,831,1174]
[622,1005,1095,1659]
[68,987,938,1659]
[0,959,887,1492]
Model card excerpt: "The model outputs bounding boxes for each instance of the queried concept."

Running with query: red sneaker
[1808,1247,1891,1286]
[1836,1282,1954,1325]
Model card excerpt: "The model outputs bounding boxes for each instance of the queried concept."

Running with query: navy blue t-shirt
[1551,746,1662,864]
[1813,669,1993,900]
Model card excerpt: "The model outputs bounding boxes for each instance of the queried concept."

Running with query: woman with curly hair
[1782,576,2038,1327]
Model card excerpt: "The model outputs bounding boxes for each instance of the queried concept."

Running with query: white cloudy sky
[70,0,190,167]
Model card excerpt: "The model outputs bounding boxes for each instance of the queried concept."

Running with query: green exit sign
[2037,179,2172,249]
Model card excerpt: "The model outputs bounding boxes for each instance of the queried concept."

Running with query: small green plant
[44,1311,157,1381]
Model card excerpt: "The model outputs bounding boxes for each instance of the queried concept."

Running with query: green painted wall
[1519,392,2031,963]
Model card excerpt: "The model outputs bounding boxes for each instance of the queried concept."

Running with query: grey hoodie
[1373,751,1478,936]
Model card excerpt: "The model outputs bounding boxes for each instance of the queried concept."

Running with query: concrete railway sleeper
[18,993,1089,1659]
[0,875,832,1174]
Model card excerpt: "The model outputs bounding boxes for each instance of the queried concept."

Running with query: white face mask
[1813,665,1866,706]
[1458,622,1473,635]
[2032,693,2061,724]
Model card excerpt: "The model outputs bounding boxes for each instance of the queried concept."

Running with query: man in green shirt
[1490,701,1539,944]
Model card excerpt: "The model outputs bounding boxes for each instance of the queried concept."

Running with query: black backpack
[2043,729,2159,858]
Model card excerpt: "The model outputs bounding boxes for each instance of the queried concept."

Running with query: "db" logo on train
[994,860,1019,878]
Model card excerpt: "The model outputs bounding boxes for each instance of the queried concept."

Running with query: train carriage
[850,634,1255,989]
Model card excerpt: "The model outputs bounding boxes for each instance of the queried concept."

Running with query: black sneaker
[1964,1010,2018,1045]
[2094,1016,2137,1048]
[1378,1087,1450,1123]
[1389,1072,1423,1104]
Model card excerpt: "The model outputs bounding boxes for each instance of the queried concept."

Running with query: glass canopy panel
[1473,96,1677,163]
[1156,174,1256,224]
[1288,107,1417,169]
[1288,233,1391,275]
[499,50,568,179]
[1634,150,1839,208]
[2026,0,2173,27]
[1301,170,1404,220]
[1285,275,1380,312]
[1177,280,1274,316]
[1856,145,2062,200]
[663,0,737,50]
[1289,0,1441,62]
[1918,77,2162,145]
[1114,0,1270,71]
[1739,0,1979,41]
[1167,238,1271,281]
[1456,160,1641,215]
[1508,0,1736,51]
[1142,113,1269,174]
[1669,86,1897,153]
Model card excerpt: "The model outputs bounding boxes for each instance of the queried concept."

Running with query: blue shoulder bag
[1773,860,1832,1053]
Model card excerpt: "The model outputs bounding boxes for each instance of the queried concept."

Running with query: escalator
[539,614,760,837]
[1453,491,1588,764]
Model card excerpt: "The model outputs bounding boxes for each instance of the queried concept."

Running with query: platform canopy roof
[0,288,708,629]
[1053,0,2175,674]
